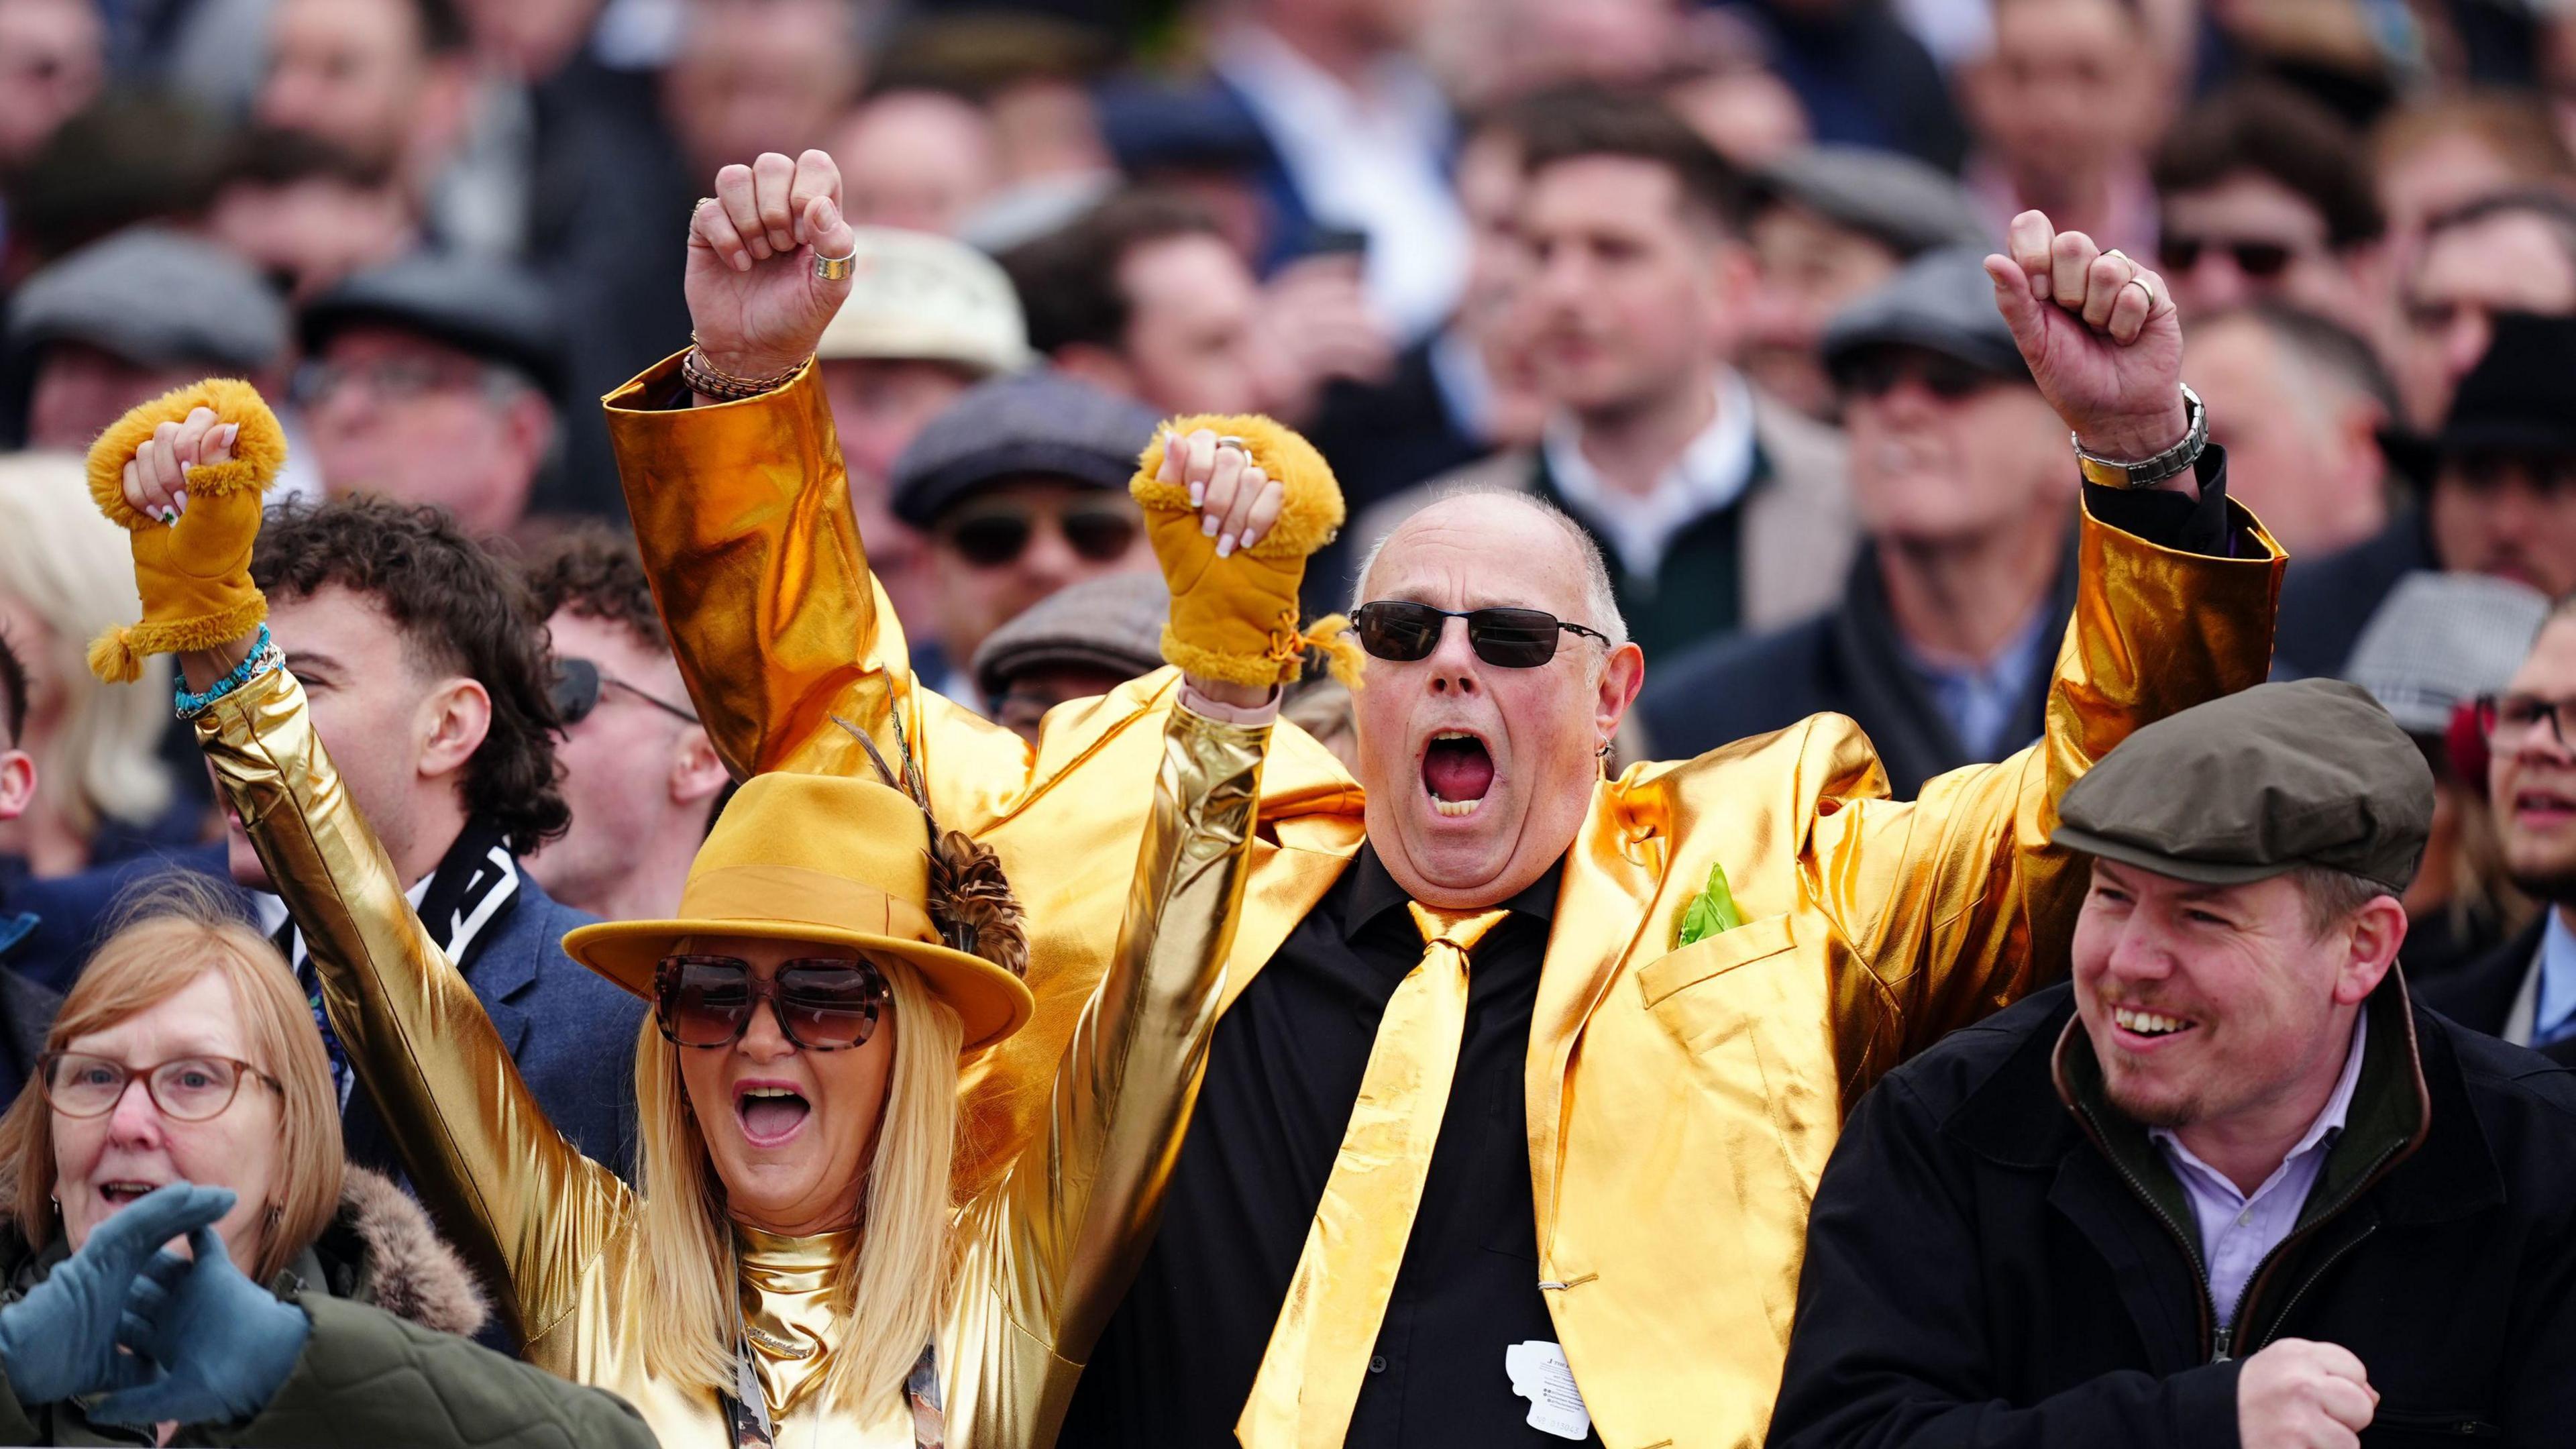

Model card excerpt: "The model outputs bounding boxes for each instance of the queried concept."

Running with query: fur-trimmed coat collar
[0,1165,488,1338]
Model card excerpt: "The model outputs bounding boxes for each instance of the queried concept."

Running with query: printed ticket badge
[1505,1340,1594,1441]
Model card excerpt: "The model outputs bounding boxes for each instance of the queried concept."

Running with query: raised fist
[1984,211,2191,469]
[685,150,857,382]
[1132,419,1348,698]
[2238,1338,2376,1449]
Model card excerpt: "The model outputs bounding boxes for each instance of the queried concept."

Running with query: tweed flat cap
[1754,146,1993,256]
[6,228,288,370]
[1823,245,2030,383]
[2053,680,2434,894]
[971,572,1170,700]
[891,370,1160,527]
[301,252,567,399]
[818,227,1032,376]
[2343,573,2551,736]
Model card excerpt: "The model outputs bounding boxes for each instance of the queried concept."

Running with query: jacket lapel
[1525,775,1664,1240]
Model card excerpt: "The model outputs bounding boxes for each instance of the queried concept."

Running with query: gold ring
[2122,276,2155,306]
[1215,434,1248,452]
[812,249,857,281]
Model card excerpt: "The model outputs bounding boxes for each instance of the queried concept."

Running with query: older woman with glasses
[0,877,654,1445]
[87,375,1331,1447]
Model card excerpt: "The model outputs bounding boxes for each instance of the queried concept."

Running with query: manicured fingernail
[1189,481,1205,508]
[179,462,193,481]
[1242,525,1263,549]
[734,252,751,272]
[1202,513,1220,537]
[1216,533,1236,558]
[160,507,176,524]
[173,490,188,513]
[223,424,239,447]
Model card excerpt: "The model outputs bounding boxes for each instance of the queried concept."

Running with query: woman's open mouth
[735,1083,812,1147]
[1421,731,1495,818]
[97,1179,164,1206]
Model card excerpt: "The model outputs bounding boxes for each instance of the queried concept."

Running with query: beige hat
[817,227,1033,376]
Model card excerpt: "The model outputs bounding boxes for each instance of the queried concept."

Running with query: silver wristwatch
[2072,384,2207,489]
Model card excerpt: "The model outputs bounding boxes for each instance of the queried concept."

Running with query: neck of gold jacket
[736,1222,858,1420]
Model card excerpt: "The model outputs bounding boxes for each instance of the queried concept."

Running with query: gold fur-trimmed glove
[83,379,284,683]
[1132,413,1357,690]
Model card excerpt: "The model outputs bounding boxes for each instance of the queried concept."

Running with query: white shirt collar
[1541,370,1758,580]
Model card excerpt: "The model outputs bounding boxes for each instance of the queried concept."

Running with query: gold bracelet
[681,333,809,402]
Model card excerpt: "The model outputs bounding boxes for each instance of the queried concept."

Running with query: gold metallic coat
[197,663,1269,1448]
[606,355,2286,1447]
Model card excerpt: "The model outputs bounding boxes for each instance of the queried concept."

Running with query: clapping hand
[95,1223,311,1428]
[0,1183,234,1405]
[1984,211,2192,474]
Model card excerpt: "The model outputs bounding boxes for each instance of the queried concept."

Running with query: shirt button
[2236,1210,2253,1226]
[1368,1356,1387,1375]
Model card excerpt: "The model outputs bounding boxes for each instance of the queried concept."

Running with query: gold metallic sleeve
[605,353,911,780]
[195,667,631,1348]
[1810,495,2284,1096]
[943,703,1269,1449]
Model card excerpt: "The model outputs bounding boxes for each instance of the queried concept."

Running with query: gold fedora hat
[561,771,1035,1051]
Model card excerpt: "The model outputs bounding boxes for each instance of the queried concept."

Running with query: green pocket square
[1674,861,1743,947]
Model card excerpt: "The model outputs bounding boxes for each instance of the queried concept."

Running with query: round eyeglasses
[38,1053,282,1123]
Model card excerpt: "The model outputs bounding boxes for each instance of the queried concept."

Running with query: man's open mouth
[735,1084,812,1146]
[1422,731,1495,818]
[2110,1006,2198,1042]
[2514,788,2576,824]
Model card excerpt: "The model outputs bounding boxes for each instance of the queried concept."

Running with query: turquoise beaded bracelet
[174,624,280,718]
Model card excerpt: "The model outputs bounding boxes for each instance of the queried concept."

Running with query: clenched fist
[686,150,857,384]
[1134,419,1348,702]
[1984,211,2192,472]
[2238,1338,2377,1449]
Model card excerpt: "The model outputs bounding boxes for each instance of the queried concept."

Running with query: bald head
[1349,490,1646,911]
[1355,490,1628,649]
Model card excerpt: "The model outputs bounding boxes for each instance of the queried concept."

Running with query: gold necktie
[1237,902,1511,1449]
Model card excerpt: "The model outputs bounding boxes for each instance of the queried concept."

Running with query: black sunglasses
[553,657,699,727]
[945,500,1140,569]
[652,955,892,1051]
[1839,350,1998,402]
[1352,601,1612,669]
[2156,235,2296,279]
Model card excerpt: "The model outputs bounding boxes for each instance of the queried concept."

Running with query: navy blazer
[340,869,643,1185]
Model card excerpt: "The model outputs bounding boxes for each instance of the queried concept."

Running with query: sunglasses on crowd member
[941,498,1140,570]
[653,955,892,1051]
[552,657,700,727]
[2155,235,2301,278]
[2475,692,2576,751]
[1352,601,1613,669]
[1838,350,2000,402]
[39,1053,281,1122]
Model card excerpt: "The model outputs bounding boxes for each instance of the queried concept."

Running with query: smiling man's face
[1350,496,1644,910]
[2070,861,2387,1130]
[2493,612,2576,901]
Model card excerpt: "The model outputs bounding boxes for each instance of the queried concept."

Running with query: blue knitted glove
[0,1183,235,1405]
[95,1225,311,1428]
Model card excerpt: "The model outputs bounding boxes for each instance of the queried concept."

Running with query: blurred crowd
[4,0,2576,1043]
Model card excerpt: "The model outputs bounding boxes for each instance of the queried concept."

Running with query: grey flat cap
[301,252,566,399]
[972,572,1171,700]
[5,227,288,370]
[1823,244,2029,382]
[2053,679,2434,894]
[1754,146,1994,256]
[892,370,1160,527]
[2343,572,2551,735]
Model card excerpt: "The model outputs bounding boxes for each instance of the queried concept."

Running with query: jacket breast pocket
[2363,1409,2500,1444]
[1636,912,1798,1054]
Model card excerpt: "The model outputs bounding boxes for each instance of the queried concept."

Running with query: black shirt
[1059,847,1597,1448]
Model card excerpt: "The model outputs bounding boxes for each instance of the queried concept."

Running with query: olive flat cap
[971,572,1169,701]
[2051,679,2434,894]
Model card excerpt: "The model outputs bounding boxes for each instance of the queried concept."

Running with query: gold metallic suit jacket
[197,663,1271,1448]
[606,356,2285,1448]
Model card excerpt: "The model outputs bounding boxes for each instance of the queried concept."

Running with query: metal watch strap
[2073,384,2206,490]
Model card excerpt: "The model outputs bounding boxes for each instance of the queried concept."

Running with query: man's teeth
[2113,1007,2192,1036]
[1433,798,1479,817]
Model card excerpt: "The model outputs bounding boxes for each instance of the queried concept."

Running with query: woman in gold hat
[83,380,1320,1447]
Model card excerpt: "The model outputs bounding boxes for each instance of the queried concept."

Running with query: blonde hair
[633,959,964,1412]
[0,452,174,833]
[0,875,343,1283]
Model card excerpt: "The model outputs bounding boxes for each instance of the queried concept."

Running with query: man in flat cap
[1770,680,2576,1449]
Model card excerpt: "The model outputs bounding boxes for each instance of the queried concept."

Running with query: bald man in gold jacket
[614,153,2280,1449]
